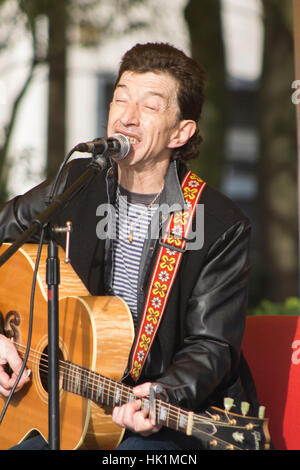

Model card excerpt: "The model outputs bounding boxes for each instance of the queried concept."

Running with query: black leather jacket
[0,158,258,413]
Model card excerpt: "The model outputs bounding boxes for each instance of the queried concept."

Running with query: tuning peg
[224,397,234,411]
[209,439,218,448]
[258,405,266,419]
[241,401,250,416]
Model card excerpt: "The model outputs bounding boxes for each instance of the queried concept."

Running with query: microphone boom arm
[0,156,105,266]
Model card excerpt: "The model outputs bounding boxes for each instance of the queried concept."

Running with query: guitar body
[0,243,134,450]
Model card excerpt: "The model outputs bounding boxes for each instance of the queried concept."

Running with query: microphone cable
[0,228,45,426]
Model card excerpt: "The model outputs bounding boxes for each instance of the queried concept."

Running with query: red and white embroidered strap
[129,171,206,381]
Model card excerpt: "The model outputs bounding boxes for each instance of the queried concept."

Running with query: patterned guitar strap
[129,170,206,381]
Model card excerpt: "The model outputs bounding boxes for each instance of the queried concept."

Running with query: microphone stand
[46,238,60,450]
[0,155,105,450]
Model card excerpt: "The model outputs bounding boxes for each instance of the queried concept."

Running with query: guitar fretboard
[62,361,193,435]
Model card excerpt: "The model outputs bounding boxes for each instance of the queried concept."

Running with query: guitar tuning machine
[241,401,255,430]
[224,398,237,425]
[241,401,250,416]
[258,405,266,419]
[224,397,234,412]
[52,221,72,263]
[209,439,218,448]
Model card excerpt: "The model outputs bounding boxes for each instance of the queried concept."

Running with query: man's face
[107,71,183,169]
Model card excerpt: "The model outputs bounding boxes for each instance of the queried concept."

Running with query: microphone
[74,133,131,161]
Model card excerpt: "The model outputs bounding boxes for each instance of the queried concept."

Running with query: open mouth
[128,136,139,145]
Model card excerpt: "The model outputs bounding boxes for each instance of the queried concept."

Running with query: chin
[116,152,136,166]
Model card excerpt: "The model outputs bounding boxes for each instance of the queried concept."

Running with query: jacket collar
[106,159,186,211]
[160,160,186,212]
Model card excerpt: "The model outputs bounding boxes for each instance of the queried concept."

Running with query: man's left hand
[112,382,162,436]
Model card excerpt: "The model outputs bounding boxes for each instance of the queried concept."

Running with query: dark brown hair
[115,42,206,161]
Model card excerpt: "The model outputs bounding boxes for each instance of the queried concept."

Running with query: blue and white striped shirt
[112,186,159,327]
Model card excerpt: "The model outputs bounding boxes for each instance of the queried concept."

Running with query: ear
[168,120,197,149]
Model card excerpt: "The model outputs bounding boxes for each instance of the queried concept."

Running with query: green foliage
[248,297,300,316]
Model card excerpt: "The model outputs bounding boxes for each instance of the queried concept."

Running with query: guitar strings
[12,341,255,437]
[15,341,192,423]
[10,343,252,449]
[12,342,193,424]
[16,341,250,438]
[15,341,253,435]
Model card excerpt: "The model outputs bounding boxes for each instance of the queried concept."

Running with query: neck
[117,159,169,194]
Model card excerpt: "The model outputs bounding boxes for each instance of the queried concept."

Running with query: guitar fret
[82,370,88,396]
[89,370,93,398]
[89,371,94,401]
[62,362,70,392]
[159,403,167,421]
[128,391,135,402]
[114,386,121,405]
[75,369,80,394]
[122,384,131,405]
[70,365,75,393]
[179,412,187,430]
[103,377,109,405]
[68,363,75,393]
[142,397,149,411]
[106,379,111,406]
[92,372,97,399]
[88,370,93,398]
[96,379,103,401]
[186,411,194,436]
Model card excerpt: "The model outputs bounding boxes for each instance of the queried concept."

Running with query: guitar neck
[62,361,270,450]
[62,361,193,436]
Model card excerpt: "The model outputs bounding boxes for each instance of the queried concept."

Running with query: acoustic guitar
[0,244,270,450]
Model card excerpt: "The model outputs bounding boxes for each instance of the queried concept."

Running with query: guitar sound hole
[39,346,64,393]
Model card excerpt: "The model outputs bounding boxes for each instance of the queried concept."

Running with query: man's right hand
[0,334,31,398]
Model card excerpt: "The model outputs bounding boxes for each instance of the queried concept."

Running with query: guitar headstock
[192,399,271,450]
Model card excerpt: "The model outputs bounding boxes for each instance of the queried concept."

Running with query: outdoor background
[0,0,298,315]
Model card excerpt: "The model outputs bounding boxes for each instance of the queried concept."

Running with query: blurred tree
[185,0,298,303]
[0,0,47,202]
[0,0,150,199]
[258,0,298,301]
[41,0,150,179]
[45,1,68,180]
[184,0,227,188]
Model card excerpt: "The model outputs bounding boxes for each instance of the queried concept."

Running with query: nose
[120,101,140,127]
